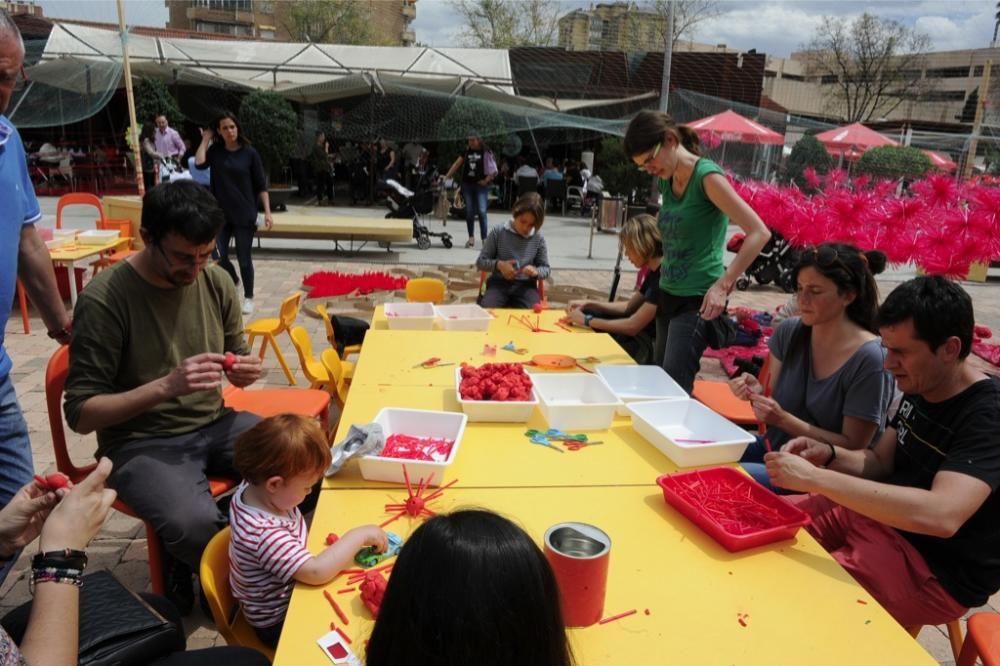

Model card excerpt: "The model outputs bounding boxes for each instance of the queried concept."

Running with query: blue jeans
[462,182,489,240]
[740,435,797,495]
[653,291,708,394]
[0,373,34,584]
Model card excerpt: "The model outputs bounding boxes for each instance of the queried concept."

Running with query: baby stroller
[382,179,453,250]
[727,229,799,293]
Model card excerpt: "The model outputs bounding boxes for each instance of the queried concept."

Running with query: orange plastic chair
[222,384,331,435]
[477,271,546,304]
[90,218,138,276]
[56,192,105,229]
[405,277,446,303]
[958,613,1000,666]
[245,292,302,386]
[692,354,771,425]
[288,326,331,390]
[45,345,235,595]
[314,303,359,376]
[199,527,275,662]
[15,279,28,334]
[907,619,964,662]
[320,348,350,411]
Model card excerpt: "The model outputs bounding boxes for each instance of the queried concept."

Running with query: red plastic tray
[656,467,810,552]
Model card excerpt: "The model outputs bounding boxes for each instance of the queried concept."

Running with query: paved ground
[2,196,999,661]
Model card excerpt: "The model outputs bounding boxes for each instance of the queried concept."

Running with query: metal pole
[962,59,992,180]
[648,0,675,206]
[116,0,144,196]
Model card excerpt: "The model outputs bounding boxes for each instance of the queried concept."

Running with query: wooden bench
[255,214,413,253]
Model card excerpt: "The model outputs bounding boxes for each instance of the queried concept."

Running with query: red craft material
[324,590,350,625]
[360,571,388,617]
[337,587,355,594]
[381,465,458,527]
[34,473,68,491]
[737,612,749,627]
[380,434,455,462]
[326,532,339,545]
[657,468,810,552]
[222,352,236,371]
[334,626,353,645]
[544,523,611,627]
[459,363,534,402]
[301,270,407,299]
[507,313,555,333]
[598,609,637,625]
[857,599,868,605]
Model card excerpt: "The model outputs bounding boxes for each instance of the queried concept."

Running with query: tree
[239,91,299,184]
[135,77,183,127]
[644,1,725,49]
[282,0,386,46]
[784,134,832,189]
[854,145,932,181]
[450,0,561,48]
[596,136,651,203]
[802,13,932,123]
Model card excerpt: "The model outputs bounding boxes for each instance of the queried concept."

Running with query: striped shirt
[229,482,313,628]
[476,222,551,281]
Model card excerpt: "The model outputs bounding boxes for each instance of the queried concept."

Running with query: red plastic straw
[763,437,773,453]
[324,590,350,625]
[598,609,637,625]
[337,587,356,594]
[334,626,353,645]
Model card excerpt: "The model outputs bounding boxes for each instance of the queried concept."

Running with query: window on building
[921,89,968,102]
[973,65,984,77]
[193,0,252,10]
[820,74,838,84]
[763,70,776,78]
[925,66,970,79]
[781,73,804,81]
[259,28,275,40]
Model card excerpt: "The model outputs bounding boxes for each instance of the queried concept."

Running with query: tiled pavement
[3,243,1000,660]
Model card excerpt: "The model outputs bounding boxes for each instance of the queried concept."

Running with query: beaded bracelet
[29,566,83,594]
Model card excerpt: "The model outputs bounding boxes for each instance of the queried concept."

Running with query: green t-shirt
[656,158,728,296]
[64,261,250,457]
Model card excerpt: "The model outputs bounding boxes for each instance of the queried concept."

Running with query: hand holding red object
[163,352,227,397]
[33,473,69,491]
[223,353,262,388]
[222,352,237,371]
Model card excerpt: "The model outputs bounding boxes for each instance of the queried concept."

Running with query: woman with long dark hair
[366,510,573,666]
[444,132,495,248]
[195,111,272,317]
[623,110,771,393]
[731,243,895,488]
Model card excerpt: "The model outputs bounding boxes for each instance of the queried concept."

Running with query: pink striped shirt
[229,482,313,628]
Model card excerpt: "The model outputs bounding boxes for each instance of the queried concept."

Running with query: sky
[34,0,1000,57]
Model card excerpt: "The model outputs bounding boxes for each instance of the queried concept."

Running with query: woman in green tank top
[623,110,771,392]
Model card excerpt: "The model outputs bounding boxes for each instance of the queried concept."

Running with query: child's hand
[728,372,762,400]
[520,265,538,278]
[497,260,518,280]
[566,299,588,313]
[344,525,389,553]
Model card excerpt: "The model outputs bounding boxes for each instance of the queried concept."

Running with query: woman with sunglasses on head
[623,110,770,393]
[730,243,895,490]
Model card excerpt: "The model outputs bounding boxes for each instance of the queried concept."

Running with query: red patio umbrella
[686,110,785,145]
[815,122,898,159]
[922,149,958,172]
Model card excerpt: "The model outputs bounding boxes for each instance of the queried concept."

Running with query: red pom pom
[223,352,237,371]
[45,473,69,490]
[326,532,339,545]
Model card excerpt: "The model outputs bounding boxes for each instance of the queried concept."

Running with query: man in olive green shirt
[64,181,263,608]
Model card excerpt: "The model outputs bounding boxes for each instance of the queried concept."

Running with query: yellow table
[49,237,131,305]
[325,385,672,489]
[349,329,631,388]
[370,304,593,335]
[274,486,933,665]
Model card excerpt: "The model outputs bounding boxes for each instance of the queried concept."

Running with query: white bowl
[454,367,538,422]
[359,408,467,486]
[434,304,493,331]
[595,364,688,415]
[628,399,755,467]
[77,229,120,245]
[531,372,622,431]
[384,302,436,330]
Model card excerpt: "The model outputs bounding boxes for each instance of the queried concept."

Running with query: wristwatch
[584,314,594,328]
[47,322,72,342]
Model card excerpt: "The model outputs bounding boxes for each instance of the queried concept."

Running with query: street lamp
[993,1,1000,47]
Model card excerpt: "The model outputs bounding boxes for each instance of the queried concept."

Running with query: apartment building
[558,2,666,53]
[165,0,416,45]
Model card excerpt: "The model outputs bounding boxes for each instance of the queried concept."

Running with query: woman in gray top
[730,243,894,489]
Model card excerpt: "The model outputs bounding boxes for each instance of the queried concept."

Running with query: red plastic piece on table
[532,302,545,313]
[597,609,637,625]
[381,434,455,462]
[360,571,387,617]
[459,362,534,402]
[656,467,811,552]
[334,626,353,645]
[324,590,350,625]
[326,532,339,545]
[856,599,868,605]
[381,466,458,526]
[45,473,68,490]
[337,587,355,594]
[222,352,236,371]
[644,609,651,616]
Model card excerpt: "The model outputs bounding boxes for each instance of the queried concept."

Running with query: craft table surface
[349,329,631,388]
[370,304,592,334]
[325,384,671,490]
[48,237,130,261]
[273,486,933,666]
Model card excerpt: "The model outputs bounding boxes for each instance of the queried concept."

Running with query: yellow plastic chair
[245,292,302,385]
[199,527,275,663]
[314,303,359,378]
[289,326,331,390]
[405,277,446,304]
[320,348,350,411]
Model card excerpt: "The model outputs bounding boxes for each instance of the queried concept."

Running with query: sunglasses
[801,245,851,271]
[635,142,662,171]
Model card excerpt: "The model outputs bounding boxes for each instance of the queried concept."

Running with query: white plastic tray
[434,304,493,331]
[531,372,622,431]
[595,364,688,415]
[359,408,467,486]
[77,229,120,245]
[454,367,538,422]
[628,399,755,467]
[384,302,436,330]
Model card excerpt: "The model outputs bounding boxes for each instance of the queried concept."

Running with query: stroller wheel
[417,235,432,250]
[735,276,751,291]
[442,236,453,249]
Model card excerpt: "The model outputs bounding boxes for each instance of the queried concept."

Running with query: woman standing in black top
[444,132,495,248]
[195,111,273,317]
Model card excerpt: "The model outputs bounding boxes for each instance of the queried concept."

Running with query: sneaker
[241,298,254,316]
[465,237,475,248]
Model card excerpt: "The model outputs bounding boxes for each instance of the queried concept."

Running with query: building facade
[165,0,416,45]
[558,2,666,53]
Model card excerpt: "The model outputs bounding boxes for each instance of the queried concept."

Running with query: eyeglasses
[0,66,28,92]
[155,243,212,269]
[635,142,662,171]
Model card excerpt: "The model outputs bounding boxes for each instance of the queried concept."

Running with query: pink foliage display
[732,173,1000,277]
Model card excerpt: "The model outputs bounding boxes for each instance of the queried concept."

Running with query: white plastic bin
[455,367,538,422]
[595,364,688,415]
[434,304,493,331]
[384,302,436,330]
[77,229,120,245]
[628,399,755,467]
[531,372,622,431]
[359,408,467,486]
